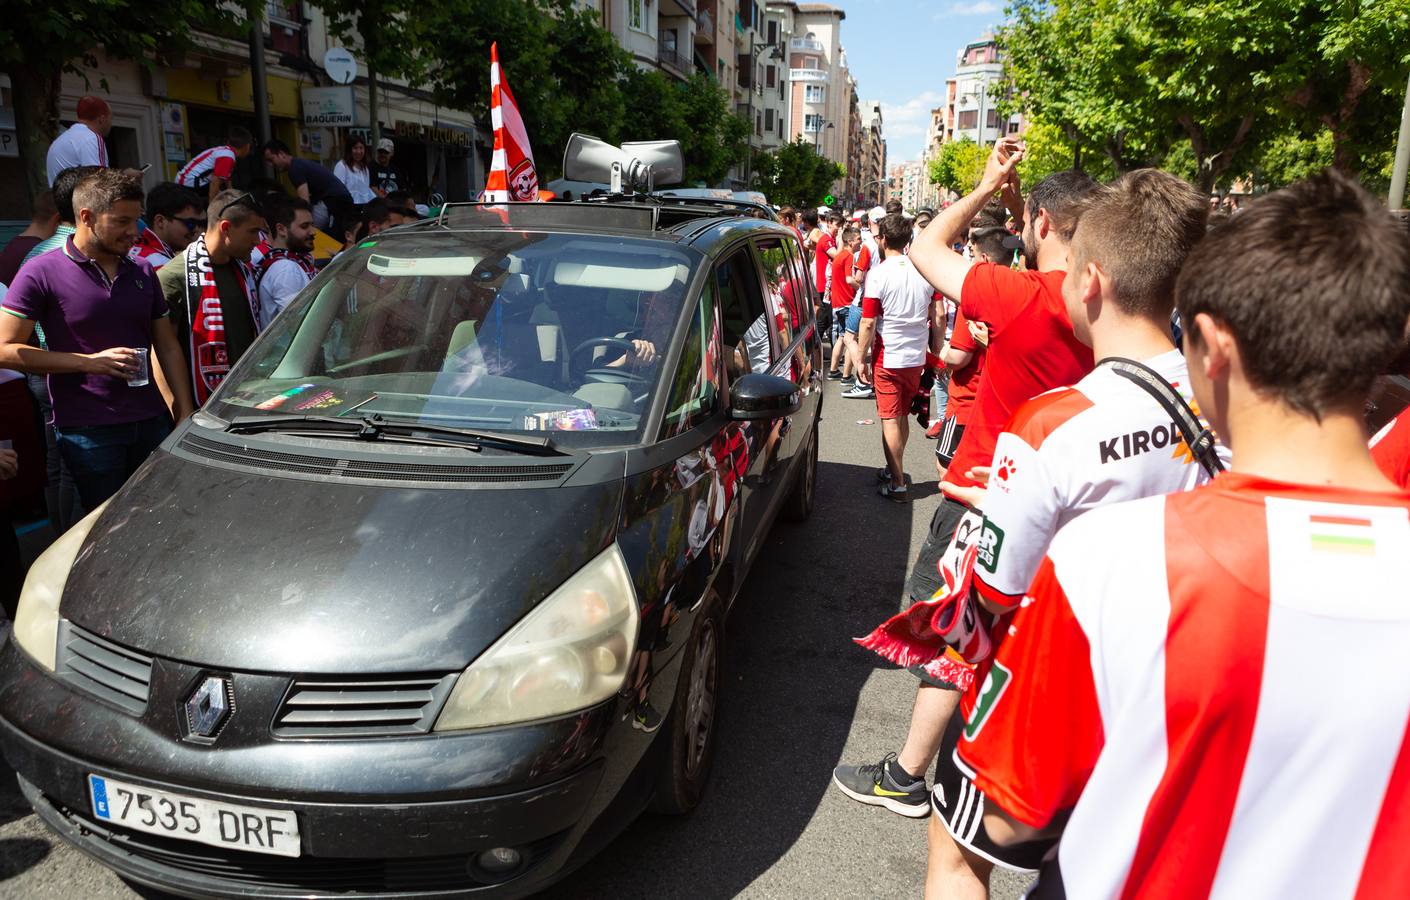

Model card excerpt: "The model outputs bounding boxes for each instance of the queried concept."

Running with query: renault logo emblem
[185,676,234,740]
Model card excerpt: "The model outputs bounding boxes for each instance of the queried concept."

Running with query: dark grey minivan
[0,199,822,898]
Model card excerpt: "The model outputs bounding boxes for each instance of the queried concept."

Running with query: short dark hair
[385,190,417,214]
[1028,169,1098,242]
[361,198,395,229]
[228,126,253,149]
[970,226,1010,264]
[1176,169,1410,419]
[262,139,291,157]
[145,182,203,222]
[880,213,911,250]
[801,209,819,228]
[52,165,102,222]
[264,194,311,233]
[826,211,844,225]
[72,169,144,218]
[208,188,262,226]
[30,190,57,223]
[1069,169,1208,318]
[841,225,860,242]
[884,199,903,215]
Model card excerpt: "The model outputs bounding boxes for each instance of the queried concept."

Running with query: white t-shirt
[861,255,935,369]
[257,258,314,328]
[45,123,107,186]
[333,161,375,204]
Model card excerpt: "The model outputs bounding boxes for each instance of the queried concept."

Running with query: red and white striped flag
[480,42,539,202]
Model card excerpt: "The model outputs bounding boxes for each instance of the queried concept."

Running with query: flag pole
[1388,69,1410,210]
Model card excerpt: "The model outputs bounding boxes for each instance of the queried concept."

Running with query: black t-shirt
[370,163,405,194]
[289,158,353,206]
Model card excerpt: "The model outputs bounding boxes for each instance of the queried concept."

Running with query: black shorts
[935,416,965,467]
[903,497,972,688]
[932,717,1055,873]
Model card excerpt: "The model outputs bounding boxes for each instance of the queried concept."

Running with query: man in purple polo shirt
[0,170,194,513]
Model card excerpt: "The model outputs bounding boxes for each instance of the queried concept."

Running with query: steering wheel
[570,337,652,387]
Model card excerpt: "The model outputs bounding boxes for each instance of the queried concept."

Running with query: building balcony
[662,0,697,17]
[790,37,825,53]
[695,9,714,41]
[658,43,694,78]
[790,68,828,83]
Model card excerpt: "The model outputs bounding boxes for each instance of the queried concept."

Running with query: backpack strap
[1102,356,1226,478]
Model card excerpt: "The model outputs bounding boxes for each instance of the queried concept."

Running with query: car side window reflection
[715,247,771,379]
[659,281,724,441]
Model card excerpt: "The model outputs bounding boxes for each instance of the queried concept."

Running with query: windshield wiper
[224,414,565,455]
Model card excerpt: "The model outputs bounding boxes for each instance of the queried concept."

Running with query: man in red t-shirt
[828,225,862,379]
[832,139,1096,817]
[814,211,841,301]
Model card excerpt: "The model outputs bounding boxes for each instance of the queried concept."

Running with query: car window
[211,232,698,448]
[714,246,771,380]
[755,235,813,349]
[659,281,724,441]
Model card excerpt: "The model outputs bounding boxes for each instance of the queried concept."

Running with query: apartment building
[786,3,849,198]
[759,2,796,152]
[942,34,1021,146]
[859,99,885,207]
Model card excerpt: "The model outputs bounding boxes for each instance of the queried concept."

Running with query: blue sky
[834,0,1007,163]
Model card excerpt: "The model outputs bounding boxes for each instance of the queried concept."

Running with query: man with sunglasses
[129,182,204,269]
[156,189,266,407]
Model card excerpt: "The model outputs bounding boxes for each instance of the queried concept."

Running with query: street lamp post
[743,37,781,188]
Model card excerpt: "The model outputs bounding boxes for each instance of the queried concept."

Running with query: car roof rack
[432,196,777,234]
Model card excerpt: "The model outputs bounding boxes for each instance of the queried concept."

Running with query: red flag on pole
[480,42,540,202]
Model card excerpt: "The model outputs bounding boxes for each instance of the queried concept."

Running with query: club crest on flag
[480,42,540,204]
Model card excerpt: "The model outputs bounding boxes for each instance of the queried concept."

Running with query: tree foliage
[928,138,987,195]
[998,0,1410,192]
[2,0,261,198]
[751,139,846,208]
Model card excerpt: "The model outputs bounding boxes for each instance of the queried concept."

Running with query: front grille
[55,622,153,714]
[177,433,574,485]
[52,798,563,892]
[272,675,456,738]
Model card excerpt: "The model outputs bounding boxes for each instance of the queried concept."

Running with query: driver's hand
[629,340,657,365]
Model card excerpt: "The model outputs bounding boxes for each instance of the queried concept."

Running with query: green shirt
[157,258,258,377]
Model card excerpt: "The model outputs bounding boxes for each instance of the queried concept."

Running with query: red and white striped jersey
[176,146,238,189]
[959,473,1410,899]
[973,350,1225,610]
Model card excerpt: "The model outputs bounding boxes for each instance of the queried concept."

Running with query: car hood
[59,448,623,674]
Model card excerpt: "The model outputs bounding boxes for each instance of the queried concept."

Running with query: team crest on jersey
[976,520,1005,573]
[963,661,1012,741]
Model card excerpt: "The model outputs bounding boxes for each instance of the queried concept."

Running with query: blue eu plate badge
[89,775,111,819]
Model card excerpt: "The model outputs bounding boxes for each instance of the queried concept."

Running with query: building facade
[943,35,1021,146]
[859,100,885,208]
[0,5,483,219]
[759,2,796,153]
[786,3,849,200]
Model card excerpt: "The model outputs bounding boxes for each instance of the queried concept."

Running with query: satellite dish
[323,48,358,86]
[563,133,684,193]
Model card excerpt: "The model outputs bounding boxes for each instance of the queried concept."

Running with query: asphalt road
[0,377,1032,900]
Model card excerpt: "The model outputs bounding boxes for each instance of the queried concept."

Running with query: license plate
[88,774,301,858]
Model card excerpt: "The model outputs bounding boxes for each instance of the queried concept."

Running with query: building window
[986,109,1003,130]
[757,112,763,135]
[805,85,825,105]
[628,0,645,31]
[957,109,978,131]
[1008,120,1020,134]
[765,108,775,131]
[766,19,778,45]
[766,65,776,88]
[805,56,819,69]
[805,114,823,133]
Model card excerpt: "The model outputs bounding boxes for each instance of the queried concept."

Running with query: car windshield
[209,232,697,447]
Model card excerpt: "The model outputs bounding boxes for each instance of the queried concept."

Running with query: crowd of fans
[2,95,1410,898]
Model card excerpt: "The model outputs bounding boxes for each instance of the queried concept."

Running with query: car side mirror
[729,373,801,421]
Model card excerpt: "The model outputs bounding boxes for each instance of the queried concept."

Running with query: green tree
[621,71,748,185]
[752,139,845,208]
[928,138,986,195]
[1,0,261,199]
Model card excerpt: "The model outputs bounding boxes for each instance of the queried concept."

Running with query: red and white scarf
[183,234,258,405]
[128,227,172,265]
[255,247,317,284]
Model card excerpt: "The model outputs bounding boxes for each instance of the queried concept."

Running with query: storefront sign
[394,120,472,148]
[302,87,356,127]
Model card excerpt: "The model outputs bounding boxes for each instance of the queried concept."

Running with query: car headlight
[434,543,639,731]
[13,502,109,671]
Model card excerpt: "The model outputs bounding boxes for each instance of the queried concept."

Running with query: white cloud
[879,90,946,159]
[942,0,1001,15]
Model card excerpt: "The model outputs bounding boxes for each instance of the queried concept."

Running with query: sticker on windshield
[524,409,598,431]
[293,390,343,411]
[255,383,317,410]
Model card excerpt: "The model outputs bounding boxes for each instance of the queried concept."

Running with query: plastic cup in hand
[0,440,11,451]
[127,348,150,387]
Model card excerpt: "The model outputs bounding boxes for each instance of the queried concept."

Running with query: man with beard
[832,138,1097,820]
[256,195,317,326]
[157,189,266,408]
[0,170,193,511]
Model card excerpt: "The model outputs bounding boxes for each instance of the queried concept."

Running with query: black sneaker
[632,701,663,733]
[828,369,843,380]
[832,752,929,818]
